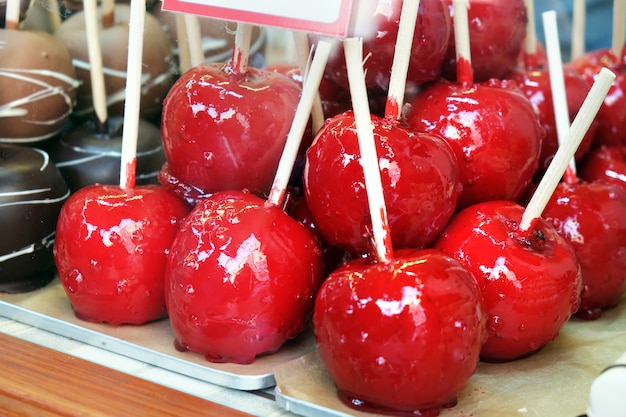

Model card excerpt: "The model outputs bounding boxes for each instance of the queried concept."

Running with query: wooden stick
[119,0,146,189]
[522,0,539,67]
[4,0,21,30]
[84,0,108,126]
[344,37,394,264]
[176,14,192,74]
[519,67,616,232]
[47,0,62,32]
[385,0,420,120]
[612,0,626,58]
[266,40,331,208]
[101,0,115,28]
[292,31,325,133]
[571,0,586,60]
[231,23,253,74]
[543,10,577,183]
[184,14,204,68]
[452,0,473,84]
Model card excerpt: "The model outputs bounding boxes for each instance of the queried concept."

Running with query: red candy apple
[441,0,528,82]
[165,189,324,364]
[304,110,462,257]
[507,66,597,174]
[54,184,190,325]
[580,145,626,194]
[314,248,486,415]
[313,0,451,95]
[567,48,626,147]
[407,78,543,209]
[160,63,301,201]
[542,180,626,320]
[435,200,582,362]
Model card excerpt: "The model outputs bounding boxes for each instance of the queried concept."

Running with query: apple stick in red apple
[53,0,190,325]
[84,0,108,131]
[304,0,461,255]
[163,41,330,364]
[292,31,325,133]
[313,36,485,415]
[407,0,542,208]
[571,0,586,61]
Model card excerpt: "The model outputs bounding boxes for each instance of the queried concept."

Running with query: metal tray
[0,278,316,391]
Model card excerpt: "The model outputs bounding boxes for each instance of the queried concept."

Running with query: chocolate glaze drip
[0,144,69,293]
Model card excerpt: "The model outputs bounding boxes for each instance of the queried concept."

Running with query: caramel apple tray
[0,278,316,391]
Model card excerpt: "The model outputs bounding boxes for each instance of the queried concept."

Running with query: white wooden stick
[184,14,204,68]
[344,37,394,263]
[543,11,576,177]
[523,0,538,57]
[385,0,420,120]
[571,0,586,60]
[176,14,191,74]
[613,0,626,59]
[119,0,146,189]
[519,68,615,232]
[84,0,108,125]
[292,31,325,133]
[266,40,331,208]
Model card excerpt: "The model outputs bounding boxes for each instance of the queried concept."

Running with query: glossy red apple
[314,248,486,415]
[507,66,597,174]
[303,110,462,257]
[165,190,324,364]
[579,145,626,194]
[567,47,626,147]
[441,0,528,82]
[542,180,626,320]
[313,0,451,96]
[434,200,582,362]
[54,184,190,325]
[160,63,301,202]
[407,78,543,209]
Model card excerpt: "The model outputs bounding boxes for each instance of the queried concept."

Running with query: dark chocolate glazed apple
[0,144,70,293]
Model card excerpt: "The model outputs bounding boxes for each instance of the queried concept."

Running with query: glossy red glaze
[313,0,450,95]
[434,201,582,362]
[314,248,486,415]
[566,48,626,147]
[407,79,543,209]
[304,110,462,257]
[579,145,626,194]
[441,0,527,82]
[507,67,597,174]
[543,181,626,320]
[53,184,190,325]
[165,190,324,364]
[160,63,301,198]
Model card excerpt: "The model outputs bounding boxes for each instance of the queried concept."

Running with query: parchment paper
[274,295,626,417]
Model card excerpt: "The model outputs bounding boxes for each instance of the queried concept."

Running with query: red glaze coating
[314,248,486,415]
[53,184,190,325]
[160,63,301,198]
[506,67,597,174]
[407,79,543,209]
[313,0,450,95]
[542,181,626,320]
[441,0,527,82]
[165,190,324,364]
[434,201,582,362]
[566,48,626,147]
[304,110,462,257]
[579,145,626,194]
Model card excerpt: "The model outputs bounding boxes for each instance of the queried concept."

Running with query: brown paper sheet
[275,296,626,417]
[0,278,316,390]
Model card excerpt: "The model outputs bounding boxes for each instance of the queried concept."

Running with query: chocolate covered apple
[165,190,324,364]
[54,3,175,122]
[1,144,69,293]
[0,29,79,142]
